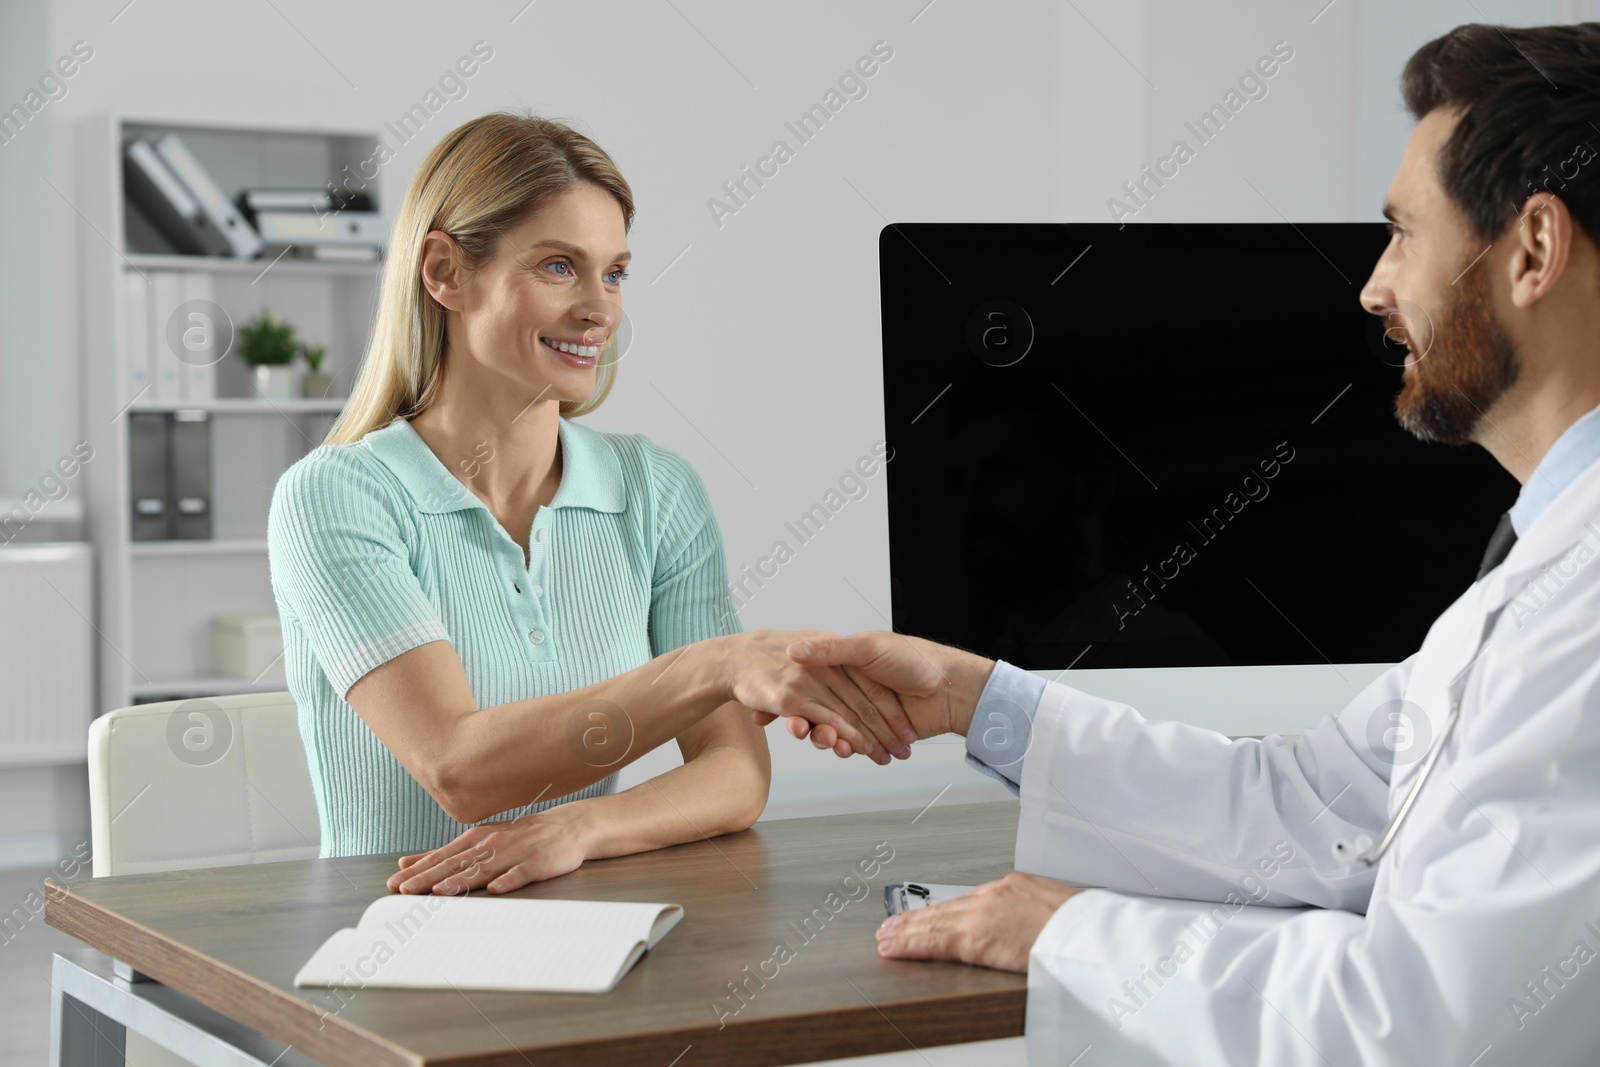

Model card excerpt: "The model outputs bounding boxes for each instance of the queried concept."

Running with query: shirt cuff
[964,659,1047,794]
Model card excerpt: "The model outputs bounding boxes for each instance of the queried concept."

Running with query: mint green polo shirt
[266,415,743,858]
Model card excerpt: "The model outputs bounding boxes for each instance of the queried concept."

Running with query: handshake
[706,629,998,765]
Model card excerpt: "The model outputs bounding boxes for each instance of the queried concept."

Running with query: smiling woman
[326,113,632,444]
[266,112,919,895]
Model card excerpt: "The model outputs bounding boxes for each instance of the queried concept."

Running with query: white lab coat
[1014,455,1600,1066]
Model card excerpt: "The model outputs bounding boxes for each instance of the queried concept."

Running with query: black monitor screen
[879,223,1519,671]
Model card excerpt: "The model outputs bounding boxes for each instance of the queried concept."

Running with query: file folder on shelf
[123,139,230,257]
[128,412,170,541]
[122,273,151,404]
[151,133,265,260]
[168,410,212,540]
[235,187,373,220]
[177,272,217,401]
[147,271,183,403]
[254,209,386,247]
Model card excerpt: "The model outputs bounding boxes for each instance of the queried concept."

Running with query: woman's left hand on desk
[387,804,592,895]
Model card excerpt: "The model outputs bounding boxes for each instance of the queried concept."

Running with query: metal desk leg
[49,949,324,1067]
[51,971,126,1066]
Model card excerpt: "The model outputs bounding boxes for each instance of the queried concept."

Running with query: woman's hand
[387,803,595,895]
[719,629,918,764]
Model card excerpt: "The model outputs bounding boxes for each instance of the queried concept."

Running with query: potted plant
[301,343,334,399]
[238,310,298,399]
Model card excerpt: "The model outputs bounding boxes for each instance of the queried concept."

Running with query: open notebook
[294,895,683,994]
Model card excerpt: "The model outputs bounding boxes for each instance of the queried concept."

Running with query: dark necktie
[1476,511,1518,581]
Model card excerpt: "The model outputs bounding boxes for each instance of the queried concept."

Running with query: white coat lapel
[1478,455,1600,619]
[1391,456,1600,803]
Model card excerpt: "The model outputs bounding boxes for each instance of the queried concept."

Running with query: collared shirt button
[528,628,545,645]
[535,527,547,543]
[529,584,543,598]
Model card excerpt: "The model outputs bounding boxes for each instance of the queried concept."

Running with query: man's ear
[421,229,468,312]
[1508,191,1573,309]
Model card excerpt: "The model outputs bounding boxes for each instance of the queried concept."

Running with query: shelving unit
[126,398,346,414]
[77,113,385,712]
[130,673,287,700]
[124,251,381,277]
[127,539,269,557]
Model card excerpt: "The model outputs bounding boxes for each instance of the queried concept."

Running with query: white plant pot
[252,365,296,400]
[302,371,335,399]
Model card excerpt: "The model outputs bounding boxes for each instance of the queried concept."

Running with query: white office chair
[86,690,320,1066]
[88,690,320,876]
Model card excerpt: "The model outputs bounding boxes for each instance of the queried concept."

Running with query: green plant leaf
[238,310,299,365]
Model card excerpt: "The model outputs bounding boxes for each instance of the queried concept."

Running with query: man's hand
[875,872,1081,973]
[755,631,994,758]
[719,629,917,763]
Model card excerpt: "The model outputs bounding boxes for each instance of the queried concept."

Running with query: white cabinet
[0,544,93,765]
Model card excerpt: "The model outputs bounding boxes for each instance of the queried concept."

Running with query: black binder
[168,410,212,539]
[128,412,169,540]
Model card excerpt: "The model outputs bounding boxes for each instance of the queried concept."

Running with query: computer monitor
[878,223,1518,734]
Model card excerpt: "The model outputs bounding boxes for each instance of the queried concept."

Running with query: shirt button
[528,629,545,645]
[535,528,547,543]
[529,584,543,598]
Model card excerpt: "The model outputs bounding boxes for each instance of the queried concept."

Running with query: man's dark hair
[1402,22,1600,250]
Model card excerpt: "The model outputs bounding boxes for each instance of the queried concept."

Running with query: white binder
[123,139,227,256]
[122,272,151,405]
[177,272,217,401]
[254,209,386,247]
[153,133,265,260]
[147,271,183,403]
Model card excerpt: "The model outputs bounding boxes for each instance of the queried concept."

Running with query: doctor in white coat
[750,21,1600,1066]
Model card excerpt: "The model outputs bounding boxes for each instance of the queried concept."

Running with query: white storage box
[211,611,283,678]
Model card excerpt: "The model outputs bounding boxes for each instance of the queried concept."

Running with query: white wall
[0,0,66,503]
[1354,0,1598,217]
[1130,0,1359,223]
[0,0,89,868]
[4,0,1592,855]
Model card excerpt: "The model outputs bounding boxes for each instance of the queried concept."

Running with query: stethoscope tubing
[1356,696,1465,866]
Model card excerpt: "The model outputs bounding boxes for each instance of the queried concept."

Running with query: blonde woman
[266,113,917,896]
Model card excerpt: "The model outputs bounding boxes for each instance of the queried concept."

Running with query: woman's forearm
[558,738,769,860]
[385,715,771,897]
[353,626,879,826]
[419,638,737,823]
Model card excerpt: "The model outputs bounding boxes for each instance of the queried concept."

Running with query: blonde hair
[325,111,635,446]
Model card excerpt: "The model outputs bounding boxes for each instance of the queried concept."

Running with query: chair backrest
[87,691,320,877]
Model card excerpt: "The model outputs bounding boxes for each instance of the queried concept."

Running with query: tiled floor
[0,866,86,1066]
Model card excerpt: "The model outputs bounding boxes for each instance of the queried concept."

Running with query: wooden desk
[47,800,1026,1066]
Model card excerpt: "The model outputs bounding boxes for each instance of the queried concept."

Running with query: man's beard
[1393,265,1520,446]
